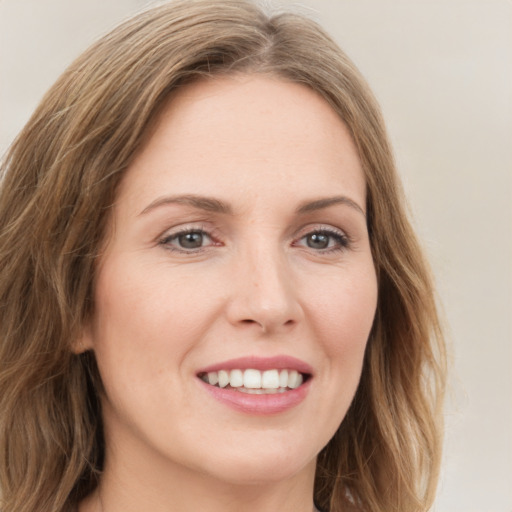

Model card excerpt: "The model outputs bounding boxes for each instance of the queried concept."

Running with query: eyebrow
[296,196,366,217]
[139,194,233,216]
[139,193,365,217]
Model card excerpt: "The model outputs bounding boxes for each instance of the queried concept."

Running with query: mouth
[195,356,313,413]
[198,368,309,394]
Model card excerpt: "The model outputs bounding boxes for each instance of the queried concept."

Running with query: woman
[0,1,446,511]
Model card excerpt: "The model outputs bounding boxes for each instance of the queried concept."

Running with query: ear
[71,322,94,354]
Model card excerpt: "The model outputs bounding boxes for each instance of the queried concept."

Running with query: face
[84,76,377,488]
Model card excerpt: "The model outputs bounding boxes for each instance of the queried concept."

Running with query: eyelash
[159,226,351,254]
[293,228,350,253]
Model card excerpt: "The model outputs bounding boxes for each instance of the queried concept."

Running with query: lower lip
[199,379,311,415]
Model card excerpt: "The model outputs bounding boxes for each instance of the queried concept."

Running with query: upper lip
[197,355,314,376]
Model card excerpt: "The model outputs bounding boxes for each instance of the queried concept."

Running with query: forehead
[117,75,365,214]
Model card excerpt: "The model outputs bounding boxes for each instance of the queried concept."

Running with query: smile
[199,368,305,394]
[196,356,313,414]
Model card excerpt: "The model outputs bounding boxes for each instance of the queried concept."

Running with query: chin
[189,436,318,486]
[207,458,314,487]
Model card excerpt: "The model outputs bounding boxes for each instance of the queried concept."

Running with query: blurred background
[1,1,510,510]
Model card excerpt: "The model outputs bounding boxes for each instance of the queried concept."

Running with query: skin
[79,75,378,512]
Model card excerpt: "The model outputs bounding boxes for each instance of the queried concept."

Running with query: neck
[79,436,318,512]
[81,471,318,512]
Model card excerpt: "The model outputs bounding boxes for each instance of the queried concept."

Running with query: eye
[160,229,214,251]
[295,229,349,252]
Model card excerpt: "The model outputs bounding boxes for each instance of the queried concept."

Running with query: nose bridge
[228,233,301,332]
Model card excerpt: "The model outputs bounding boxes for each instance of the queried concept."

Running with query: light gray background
[1,1,511,511]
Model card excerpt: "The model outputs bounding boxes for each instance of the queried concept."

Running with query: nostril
[240,318,295,329]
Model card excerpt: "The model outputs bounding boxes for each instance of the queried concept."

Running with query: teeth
[207,372,219,386]
[238,387,265,394]
[218,370,229,388]
[229,369,244,388]
[238,387,289,394]
[243,369,261,389]
[201,368,306,391]
[261,369,279,389]
[288,370,303,389]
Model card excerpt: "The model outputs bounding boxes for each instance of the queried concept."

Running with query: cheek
[306,262,377,407]
[298,263,377,443]
[90,257,224,380]
[308,264,378,351]
[89,259,222,433]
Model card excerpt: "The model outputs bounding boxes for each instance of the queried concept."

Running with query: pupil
[179,232,203,248]
[308,233,329,249]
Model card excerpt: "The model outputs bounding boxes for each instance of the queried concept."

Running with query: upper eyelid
[293,222,348,239]
[294,228,349,245]
[159,223,217,238]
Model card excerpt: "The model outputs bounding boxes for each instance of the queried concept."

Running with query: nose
[225,242,303,335]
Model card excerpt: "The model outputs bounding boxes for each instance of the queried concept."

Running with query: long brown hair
[0,1,446,511]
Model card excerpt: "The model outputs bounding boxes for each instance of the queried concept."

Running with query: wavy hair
[0,1,446,511]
